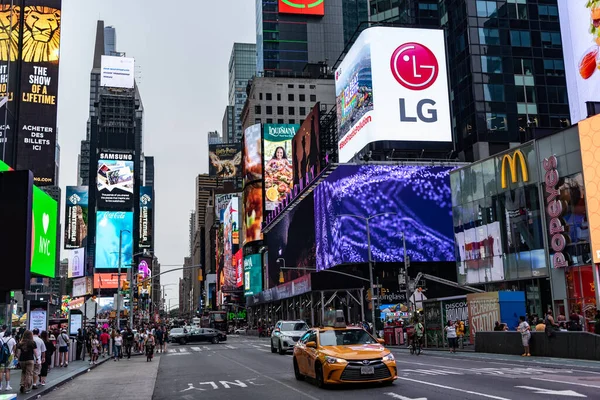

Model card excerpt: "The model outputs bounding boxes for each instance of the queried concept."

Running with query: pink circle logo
[390,43,439,91]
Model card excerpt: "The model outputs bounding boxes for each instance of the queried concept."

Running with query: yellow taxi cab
[292,311,397,387]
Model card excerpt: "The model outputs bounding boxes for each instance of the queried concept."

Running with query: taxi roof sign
[323,310,346,328]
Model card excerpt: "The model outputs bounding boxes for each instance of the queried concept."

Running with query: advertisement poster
[96,150,134,209]
[16,0,62,186]
[138,257,151,279]
[467,292,500,344]
[243,181,263,245]
[234,249,243,288]
[578,114,600,263]
[292,104,321,185]
[335,27,451,162]
[94,211,133,269]
[222,197,239,292]
[278,0,325,16]
[0,4,19,166]
[315,165,454,271]
[454,221,504,284]
[244,253,262,296]
[69,313,82,335]
[31,186,57,277]
[209,143,242,180]
[29,309,46,332]
[72,276,89,297]
[215,193,235,222]
[558,0,600,123]
[93,273,121,289]
[100,55,134,89]
[64,186,88,249]
[263,124,297,211]
[67,247,84,278]
[423,301,442,346]
[139,186,153,249]
[243,123,262,185]
[442,298,469,339]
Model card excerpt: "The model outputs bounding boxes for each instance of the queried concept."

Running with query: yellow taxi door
[295,331,312,375]
[303,331,319,378]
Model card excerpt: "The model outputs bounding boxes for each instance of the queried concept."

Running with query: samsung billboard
[335,27,451,163]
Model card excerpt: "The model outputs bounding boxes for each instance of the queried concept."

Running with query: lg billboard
[559,0,600,123]
[335,27,451,163]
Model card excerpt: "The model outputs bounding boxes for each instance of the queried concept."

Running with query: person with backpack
[0,330,17,391]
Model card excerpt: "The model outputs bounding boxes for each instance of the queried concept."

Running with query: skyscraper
[104,26,117,55]
[208,131,222,145]
[228,43,256,143]
[256,0,369,74]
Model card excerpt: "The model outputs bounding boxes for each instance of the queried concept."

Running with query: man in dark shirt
[155,327,164,353]
[123,328,135,359]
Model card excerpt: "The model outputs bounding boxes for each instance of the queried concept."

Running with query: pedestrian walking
[445,320,458,353]
[518,316,531,357]
[155,327,164,353]
[100,330,110,357]
[15,330,36,394]
[39,331,55,386]
[76,328,85,361]
[90,335,100,365]
[123,328,134,359]
[57,329,69,367]
[31,329,46,390]
[113,332,123,361]
[145,334,155,362]
[0,329,17,391]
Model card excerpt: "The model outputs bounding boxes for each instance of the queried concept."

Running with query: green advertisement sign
[0,159,57,278]
[244,254,262,296]
[31,187,57,278]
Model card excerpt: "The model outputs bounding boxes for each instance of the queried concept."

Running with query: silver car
[270,320,309,355]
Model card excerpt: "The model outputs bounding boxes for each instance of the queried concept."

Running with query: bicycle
[409,335,422,356]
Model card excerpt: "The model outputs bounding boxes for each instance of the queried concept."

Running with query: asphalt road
[152,336,600,400]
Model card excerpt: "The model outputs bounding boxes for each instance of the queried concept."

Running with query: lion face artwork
[21,6,60,63]
[0,5,19,62]
[210,151,242,179]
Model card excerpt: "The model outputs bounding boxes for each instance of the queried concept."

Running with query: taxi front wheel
[293,357,304,381]
[315,362,325,388]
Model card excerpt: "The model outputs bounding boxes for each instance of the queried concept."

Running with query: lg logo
[391,42,440,123]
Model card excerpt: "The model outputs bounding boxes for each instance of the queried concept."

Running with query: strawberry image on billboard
[279,0,324,16]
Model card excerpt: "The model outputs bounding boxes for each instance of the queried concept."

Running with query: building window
[255,118,261,124]
[259,93,263,100]
[481,56,502,73]
[289,119,295,124]
[277,106,284,114]
[538,5,558,21]
[277,93,281,101]
[484,84,504,102]
[299,94,306,102]
[266,106,273,115]
[300,107,306,116]
[266,118,273,123]
[310,85,316,89]
[288,93,294,101]
[255,105,261,114]
[299,85,305,89]
[310,94,317,102]
[479,28,500,45]
[544,59,565,76]
[289,107,295,115]
[547,87,568,104]
[516,86,536,103]
[541,31,562,49]
[266,93,272,101]
[288,84,294,89]
[510,30,531,47]
[513,58,533,75]
[507,0,527,20]
[277,118,284,124]
[476,1,497,17]
[486,113,507,131]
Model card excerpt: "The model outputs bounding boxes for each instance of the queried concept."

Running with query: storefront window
[565,266,596,330]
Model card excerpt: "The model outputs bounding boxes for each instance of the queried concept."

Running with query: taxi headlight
[382,353,395,362]
[325,356,347,364]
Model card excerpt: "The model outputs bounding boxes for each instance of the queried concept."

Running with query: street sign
[398,275,406,285]
[515,386,586,397]
[408,281,416,292]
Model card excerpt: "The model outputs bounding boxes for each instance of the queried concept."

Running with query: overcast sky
[58,0,256,310]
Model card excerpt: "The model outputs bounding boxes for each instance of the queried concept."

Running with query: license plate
[360,366,374,375]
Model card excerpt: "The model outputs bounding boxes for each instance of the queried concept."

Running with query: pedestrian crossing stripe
[191,347,201,351]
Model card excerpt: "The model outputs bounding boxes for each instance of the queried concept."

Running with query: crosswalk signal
[279,271,284,283]
[122,281,130,291]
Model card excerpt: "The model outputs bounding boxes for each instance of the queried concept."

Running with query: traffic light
[122,281,130,291]
[137,273,144,285]
[279,271,284,284]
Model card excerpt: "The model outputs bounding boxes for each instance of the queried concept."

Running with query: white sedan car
[270,320,309,355]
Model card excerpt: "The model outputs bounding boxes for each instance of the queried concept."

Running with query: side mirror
[377,338,385,345]
[306,341,317,348]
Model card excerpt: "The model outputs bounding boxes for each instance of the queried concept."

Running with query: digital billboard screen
[31,185,57,278]
[234,249,243,288]
[292,104,321,186]
[94,211,133,269]
[244,253,262,296]
[243,181,263,245]
[97,150,134,209]
[222,197,239,292]
[15,0,63,186]
[0,4,19,166]
[335,27,451,162]
[139,186,153,249]
[243,124,262,186]
[67,247,84,278]
[278,0,324,16]
[558,0,600,123]
[64,186,88,249]
[314,165,455,271]
[263,124,297,211]
[100,55,135,89]
[209,143,242,181]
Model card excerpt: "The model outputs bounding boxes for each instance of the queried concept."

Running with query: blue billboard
[95,211,134,269]
[244,254,263,297]
[314,165,455,271]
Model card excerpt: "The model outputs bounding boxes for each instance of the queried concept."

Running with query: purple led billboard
[315,165,455,271]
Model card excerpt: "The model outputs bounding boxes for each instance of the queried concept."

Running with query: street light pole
[402,232,410,312]
[116,231,123,331]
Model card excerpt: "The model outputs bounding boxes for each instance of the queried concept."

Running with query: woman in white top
[517,316,531,357]
[445,320,458,353]
[113,332,123,361]
[0,331,17,391]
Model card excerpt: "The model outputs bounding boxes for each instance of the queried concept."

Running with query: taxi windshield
[319,329,376,346]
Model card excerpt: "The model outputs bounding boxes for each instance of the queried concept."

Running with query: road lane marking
[225,345,236,349]
[395,377,512,400]
[168,349,176,353]
[191,347,201,352]
[531,378,600,389]
[202,346,210,350]
[179,348,189,353]
[262,344,271,347]
[218,353,320,400]
[410,369,463,376]
[385,393,427,400]
[515,386,586,397]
